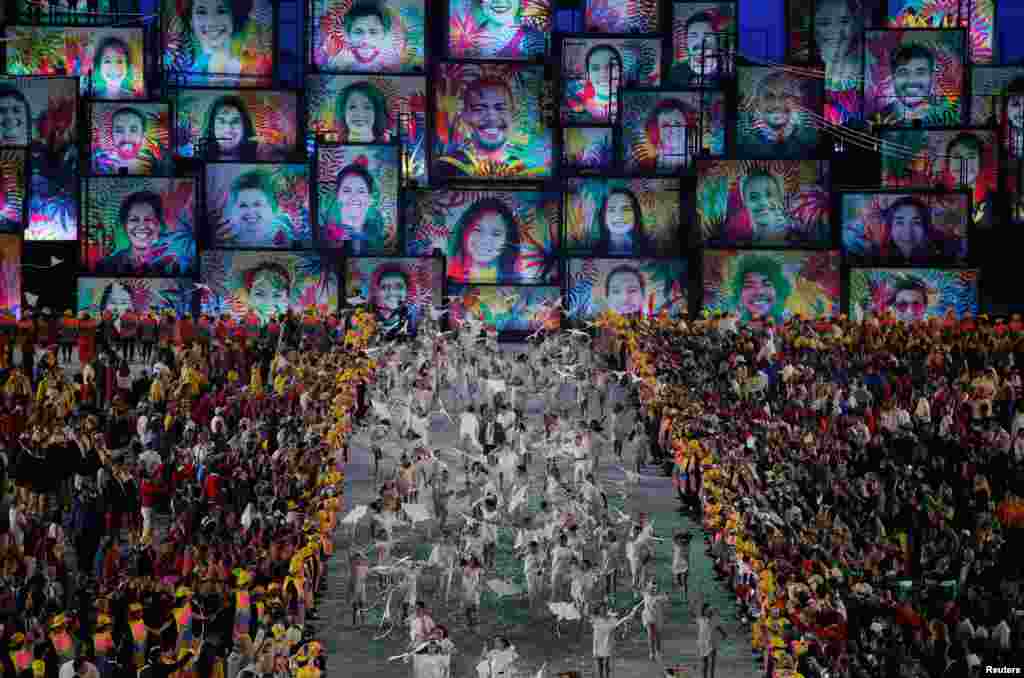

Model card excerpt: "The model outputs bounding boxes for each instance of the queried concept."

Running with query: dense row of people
[607,312,1024,678]
[0,307,379,678]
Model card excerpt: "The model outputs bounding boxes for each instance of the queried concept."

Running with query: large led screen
[0,150,27,233]
[447,0,551,60]
[0,235,20,319]
[77,278,194,317]
[561,37,662,124]
[879,128,997,228]
[83,177,198,276]
[316,144,400,254]
[90,102,172,176]
[344,257,441,334]
[669,2,736,87]
[3,26,146,99]
[161,0,275,85]
[787,0,881,123]
[206,164,312,249]
[736,67,824,159]
[173,89,300,161]
[449,285,561,333]
[696,160,831,246]
[306,75,427,185]
[408,190,560,285]
[564,178,682,256]
[199,250,338,321]
[887,0,995,64]
[311,0,426,73]
[584,0,659,33]
[864,29,966,127]
[434,63,553,179]
[0,77,80,241]
[841,191,969,263]
[969,66,1024,125]
[702,250,840,322]
[562,127,615,172]
[849,267,979,322]
[567,258,688,320]
[620,90,726,174]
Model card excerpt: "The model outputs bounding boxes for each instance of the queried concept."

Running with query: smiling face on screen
[344,91,375,140]
[607,270,644,315]
[464,85,511,152]
[111,111,145,158]
[346,15,388,65]
[464,209,508,267]
[740,272,777,318]
[336,173,372,231]
[232,188,275,240]
[213,105,245,153]
[192,0,233,54]
[99,46,129,91]
[124,202,160,253]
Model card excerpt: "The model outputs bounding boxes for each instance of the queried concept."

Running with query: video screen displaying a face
[703,250,840,322]
[561,38,662,124]
[306,75,427,186]
[449,285,561,333]
[849,268,979,323]
[161,0,275,85]
[887,0,994,64]
[564,178,681,256]
[864,29,966,127]
[0,235,21,319]
[1004,88,1024,161]
[199,250,339,321]
[879,129,997,228]
[3,26,146,99]
[311,0,425,73]
[90,103,172,177]
[408,190,560,285]
[173,89,300,161]
[434,63,553,179]
[620,90,726,175]
[562,127,614,173]
[205,164,312,250]
[696,160,831,246]
[736,67,824,160]
[789,0,880,123]
[670,2,736,87]
[78,278,194,317]
[970,66,1024,128]
[447,0,551,60]
[584,0,659,33]
[345,257,441,334]
[566,258,688,320]
[0,150,28,233]
[0,77,79,241]
[83,178,197,276]
[841,191,969,263]
[316,144,400,254]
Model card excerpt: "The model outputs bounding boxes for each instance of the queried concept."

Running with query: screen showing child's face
[249,271,289,317]
[604,193,636,236]
[99,48,129,88]
[344,91,375,138]
[0,96,29,146]
[336,174,371,229]
[112,113,144,157]
[192,0,233,53]
[607,271,643,315]
[465,210,508,266]
[232,188,274,235]
[346,15,388,64]
[213,105,245,152]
